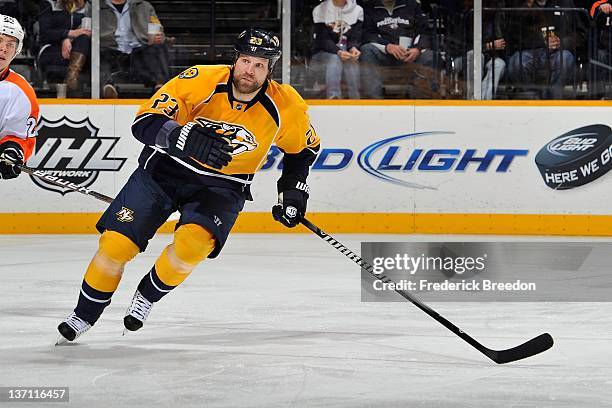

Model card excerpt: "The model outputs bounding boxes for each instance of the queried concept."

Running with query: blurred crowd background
[2,0,611,100]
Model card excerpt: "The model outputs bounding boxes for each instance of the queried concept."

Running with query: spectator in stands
[0,1,18,18]
[100,0,170,98]
[505,0,586,99]
[454,0,507,99]
[1,0,48,59]
[591,0,612,97]
[38,0,91,95]
[359,0,435,99]
[310,0,363,99]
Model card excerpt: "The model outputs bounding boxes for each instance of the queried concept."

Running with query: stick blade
[484,333,554,364]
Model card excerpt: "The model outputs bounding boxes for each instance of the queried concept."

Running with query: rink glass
[22,0,596,100]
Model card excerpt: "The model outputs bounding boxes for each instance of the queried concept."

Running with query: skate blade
[55,334,70,346]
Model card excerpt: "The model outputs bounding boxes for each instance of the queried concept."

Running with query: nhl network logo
[27,116,127,195]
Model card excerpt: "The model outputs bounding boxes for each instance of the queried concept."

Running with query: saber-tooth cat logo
[194,117,258,155]
[27,116,127,195]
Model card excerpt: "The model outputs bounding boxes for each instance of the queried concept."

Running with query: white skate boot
[123,290,153,333]
[56,312,92,345]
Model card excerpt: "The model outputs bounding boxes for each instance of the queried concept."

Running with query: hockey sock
[74,280,113,325]
[137,224,215,303]
[74,231,139,324]
[137,266,176,303]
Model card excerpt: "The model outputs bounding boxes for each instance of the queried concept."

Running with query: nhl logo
[27,116,127,195]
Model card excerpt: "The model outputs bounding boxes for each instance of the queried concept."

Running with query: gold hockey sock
[137,224,215,302]
[75,231,139,324]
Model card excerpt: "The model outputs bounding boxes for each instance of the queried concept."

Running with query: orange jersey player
[0,15,39,180]
[57,28,321,343]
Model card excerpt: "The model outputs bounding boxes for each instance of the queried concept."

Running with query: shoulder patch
[179,67,199,79]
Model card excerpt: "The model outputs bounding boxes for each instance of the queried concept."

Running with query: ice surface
[0,233,610,407]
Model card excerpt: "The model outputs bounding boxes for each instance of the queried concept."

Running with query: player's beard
[233,73,264,95]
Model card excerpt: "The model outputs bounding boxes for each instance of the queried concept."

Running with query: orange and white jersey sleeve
[0,70,39,160]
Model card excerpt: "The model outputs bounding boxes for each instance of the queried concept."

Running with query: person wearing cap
[0,14,39,180]
[56,28,321,344]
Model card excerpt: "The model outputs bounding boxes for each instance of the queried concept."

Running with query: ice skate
[123,290,153,334]
[56,312,92,345]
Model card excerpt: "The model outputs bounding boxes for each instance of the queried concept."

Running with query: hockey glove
[272,178,310,228]
[0,142,24,180]
[167,122,233,169]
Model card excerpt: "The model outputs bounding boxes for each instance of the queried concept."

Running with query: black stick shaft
[17,164,114,204]
[300,217,553,364]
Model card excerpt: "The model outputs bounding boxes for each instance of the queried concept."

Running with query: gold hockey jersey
[134,65,320,184]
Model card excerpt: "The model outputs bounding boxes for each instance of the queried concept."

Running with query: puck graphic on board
[535,124,612,190]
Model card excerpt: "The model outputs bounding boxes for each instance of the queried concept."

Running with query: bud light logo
[546,133,598,156]
[535,125,612,190]
[263,131,529,189]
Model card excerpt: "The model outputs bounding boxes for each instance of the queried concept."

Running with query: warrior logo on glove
[194,118,258,155]
[285,206,297,218]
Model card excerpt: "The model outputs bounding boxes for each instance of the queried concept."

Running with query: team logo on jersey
[194,118,258,155]
[116,207,135,223]
[306,127,317,145]
[27,116,127,195]
[178,67,199,79]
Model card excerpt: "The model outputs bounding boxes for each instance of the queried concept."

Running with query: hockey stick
[9,158,554,363]
[300,217,554,364]
[16,163,114,204]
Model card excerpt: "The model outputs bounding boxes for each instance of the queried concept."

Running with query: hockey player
[0,15,39,180]
[57,28,321,342]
